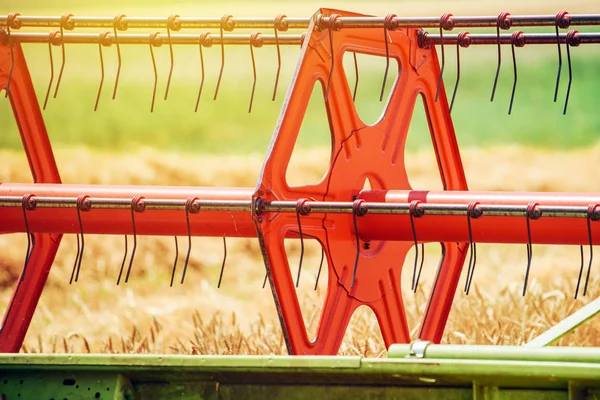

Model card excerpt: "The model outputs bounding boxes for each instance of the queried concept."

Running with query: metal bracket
[406,339,432,358]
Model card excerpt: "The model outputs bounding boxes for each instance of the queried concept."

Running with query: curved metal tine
[409,201,424,292]
[563,30,579,115]
[295,204,306,288]
[352,52,359,102]
[170,236,179,287]
[53,14,72,99]
[116,235,128,285]
[20,195,36,281]
[194,33,209,112]
[508,31,523,115]
[434,14,452,102]
[149,33,159,113]
[164,15,179,101]
[553,25,563,102]
[214,15,232,101]
[124,199,142,284]
[262,272,268,289]
[583,205,597,296]
[449,35,462,114]
[248,33,261,113]
[522,203,538,296]
[351,200,366,288]
[314,247,325,291]
[52,25,66,98]
[180,198,199,285]
[272,15,286,101]
[464,202,479,295]
[112,14,126,100]
[69,198,87,284]
[288,229,325,291]
[217,238,227,288]
[43,32,57,110]
[94,32,108,111]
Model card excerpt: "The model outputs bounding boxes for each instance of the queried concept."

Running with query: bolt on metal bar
[4,14,600,30]
[1,31,304,46]
[422,32,600,46]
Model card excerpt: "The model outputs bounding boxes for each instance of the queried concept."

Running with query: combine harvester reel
[1,8,600,399]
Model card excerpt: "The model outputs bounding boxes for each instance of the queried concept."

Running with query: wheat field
[1,144,599,356]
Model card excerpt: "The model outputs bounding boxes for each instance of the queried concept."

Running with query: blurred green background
[1,0,599,154]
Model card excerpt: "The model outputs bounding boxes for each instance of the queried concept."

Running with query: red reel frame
[253,9,469,355]
[0,42,63,352]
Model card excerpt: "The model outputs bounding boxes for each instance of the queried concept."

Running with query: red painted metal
[0,184,256,237]
[0,42,62,352]
[253,9,468,354]
[358,190,600,245]
[3,186,600,246]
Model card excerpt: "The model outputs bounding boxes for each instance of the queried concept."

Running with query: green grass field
[2,0,599,153]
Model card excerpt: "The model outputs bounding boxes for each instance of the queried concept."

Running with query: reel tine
[195,33,211,112]
[508,31,524,115]
[149,32,161,112]
[53,14,74,99]
[272,15,287,101]
[351,199,368,288]
[214,15,233,101]
[575,244,585,299]
[450,32,470,114]
[409,200,425,292]
[553,11,570,102]
[180,197,200,284]
[70,195,90,284]
[43,31,58,110]
[490,13,511,102]
[116,235,128,285]
[164,15,180,101]
[324,14,341,103]
[4,13,20,98]
[434,13,453,102]
[248,32,263,113]
[352,52,359,102]
[523,203,540,296]
[583,204,599,296]
[563,30,580,115]
[20,194,36,281]
[94,32,110,111]
[124,196,145,283]
[112,14,127,99]
[314,247,325,291]
[170,236,179,287]
[464,202,481,295]
[294,199,309,288]
[380,14,397,102]
[217,237,227,288]
[262,271,268,288]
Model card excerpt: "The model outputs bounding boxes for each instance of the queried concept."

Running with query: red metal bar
[0,42,62,352]
[358,190,600,245]
[0,184,256,237]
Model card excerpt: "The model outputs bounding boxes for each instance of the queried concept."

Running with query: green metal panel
[1,350,599,399]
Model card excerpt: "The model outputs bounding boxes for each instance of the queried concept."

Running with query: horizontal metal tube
[388,344,600,363]
[4,14,600,30]
[3,185,600,245]
[0,184,257,237]
[3,32,303,46]
[423,32,600,46]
